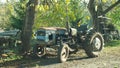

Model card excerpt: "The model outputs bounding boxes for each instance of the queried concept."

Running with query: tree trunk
[88,0,120,33]
[87,0,103,32]
[21,0,38,54]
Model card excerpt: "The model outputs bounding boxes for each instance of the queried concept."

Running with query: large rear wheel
[83,32,104,57]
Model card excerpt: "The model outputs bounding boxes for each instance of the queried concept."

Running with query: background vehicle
[0,30,21,46]
[0,30,21,57]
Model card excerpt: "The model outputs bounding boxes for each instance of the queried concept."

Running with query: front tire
[58,43,69,63]
[33,44,46,57]
[83,32,104,57]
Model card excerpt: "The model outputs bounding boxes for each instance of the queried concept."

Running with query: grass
[103,40,120,56]
[105,40,120,47]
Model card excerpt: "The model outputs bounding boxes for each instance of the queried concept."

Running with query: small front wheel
[58,43,69,63]
[33,44,46,57]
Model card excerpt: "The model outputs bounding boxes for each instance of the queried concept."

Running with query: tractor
[33,23,104,62]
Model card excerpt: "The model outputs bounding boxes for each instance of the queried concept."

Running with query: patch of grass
[105,40,120,47]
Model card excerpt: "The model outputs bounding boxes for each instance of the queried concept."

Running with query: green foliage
[107,5,120,29]
[0,0,26,30]
[0,3,12,29]
[101,0,120,29]
[10,0,26,30]
[33,0,89,29]
[105,40,120,47]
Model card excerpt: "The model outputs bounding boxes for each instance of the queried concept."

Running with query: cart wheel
[33,44,46,57]
[58,43,69,63]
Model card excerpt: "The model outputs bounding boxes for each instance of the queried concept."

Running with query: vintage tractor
[33,24,104,62]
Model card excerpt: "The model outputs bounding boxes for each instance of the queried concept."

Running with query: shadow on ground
[0,53,90,68]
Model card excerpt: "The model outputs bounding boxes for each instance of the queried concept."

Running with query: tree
[88,0,120,32]
[21,0,38,54]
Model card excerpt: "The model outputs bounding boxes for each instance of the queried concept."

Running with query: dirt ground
[1,46,120,68]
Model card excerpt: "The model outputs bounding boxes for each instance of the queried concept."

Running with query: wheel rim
[92,37,101,51]
[61,47,68,61]
[36,46,44,57]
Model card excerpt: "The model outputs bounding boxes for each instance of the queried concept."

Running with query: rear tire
[58,43,69,63]
[83,32,104,57]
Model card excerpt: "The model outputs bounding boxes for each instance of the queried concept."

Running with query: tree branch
[103,0,120,15]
